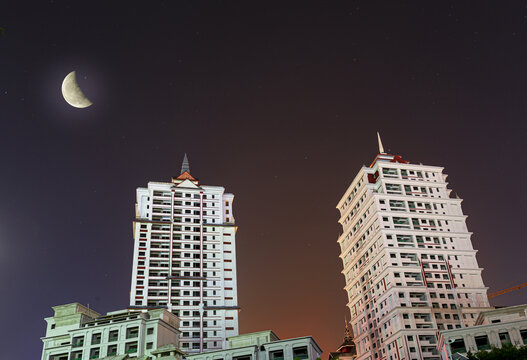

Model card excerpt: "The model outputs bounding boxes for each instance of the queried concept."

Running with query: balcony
[410,302,429,307]
[402,176,424,181]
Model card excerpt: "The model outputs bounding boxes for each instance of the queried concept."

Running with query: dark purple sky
[1,1,527,358]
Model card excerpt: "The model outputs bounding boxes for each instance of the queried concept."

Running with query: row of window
[152,191,218,199]
[381,167,440,182]
[71,327,149,346]
[380,198,450,215]
[68,341,140,360]
[140,299,223,307]
[340,178,365,211]
[384,183,444,198]
[450,329,527,353]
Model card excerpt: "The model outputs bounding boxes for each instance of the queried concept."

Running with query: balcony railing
[293,355,308,360]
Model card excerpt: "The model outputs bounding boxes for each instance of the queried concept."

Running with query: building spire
[344,316,352,339]
[181,153,190,174]
[377,132,385,154]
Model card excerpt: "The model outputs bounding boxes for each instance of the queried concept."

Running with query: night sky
[2,1,527,358]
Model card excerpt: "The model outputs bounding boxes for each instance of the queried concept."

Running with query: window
[146,342,153,350]
[89,348,100,359]
[269,350,284,360]
[499,331,511,345]
[475,335,490,351]
[450,339,467,354]
[125,341,138,354]
[70,351,82,360]
[50,355,68,360]
[72,336,84,348]
[107,345,117,356]
[293,346,308,360]
[126,327,139,339]
[91,333,102,345]
[108,330,119,342]
[233,356,251,360]
[147,327,154,335]
[521,329,527,344]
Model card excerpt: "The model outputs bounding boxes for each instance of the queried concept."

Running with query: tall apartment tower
[129,154,240,354]
[336,135,491,360]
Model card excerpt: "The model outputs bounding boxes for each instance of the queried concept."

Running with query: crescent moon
[61,71,93,108]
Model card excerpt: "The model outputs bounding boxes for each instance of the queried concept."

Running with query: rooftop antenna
[377,132,385,154]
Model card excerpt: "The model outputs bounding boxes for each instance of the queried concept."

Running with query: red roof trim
[175,171,196,181]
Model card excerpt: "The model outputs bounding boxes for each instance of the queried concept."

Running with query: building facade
[336,135,491,360]
[129,155,240,354]
[440,304,527,358]
[41,303,183,360]
[186,331,322,360]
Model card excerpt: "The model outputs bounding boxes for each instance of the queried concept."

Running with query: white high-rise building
[336,135,492,360]
[129,154,239,354]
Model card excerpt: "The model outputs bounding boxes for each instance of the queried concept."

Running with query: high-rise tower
[336,135,491,360]
[129,155,239,354]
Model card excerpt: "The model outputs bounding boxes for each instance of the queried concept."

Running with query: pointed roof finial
[344,316,351,339]
[181,153,190,174]
[377,132,385,154]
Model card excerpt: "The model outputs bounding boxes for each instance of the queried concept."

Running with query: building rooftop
[475,303,527,325]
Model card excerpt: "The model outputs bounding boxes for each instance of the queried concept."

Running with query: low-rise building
[185,330,322,360]
[328,323,357,360]
[41,303,184,360]
[440,304,527,358]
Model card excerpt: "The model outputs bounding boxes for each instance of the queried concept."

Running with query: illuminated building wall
[129,155,239,354]
[336,139,491,360]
